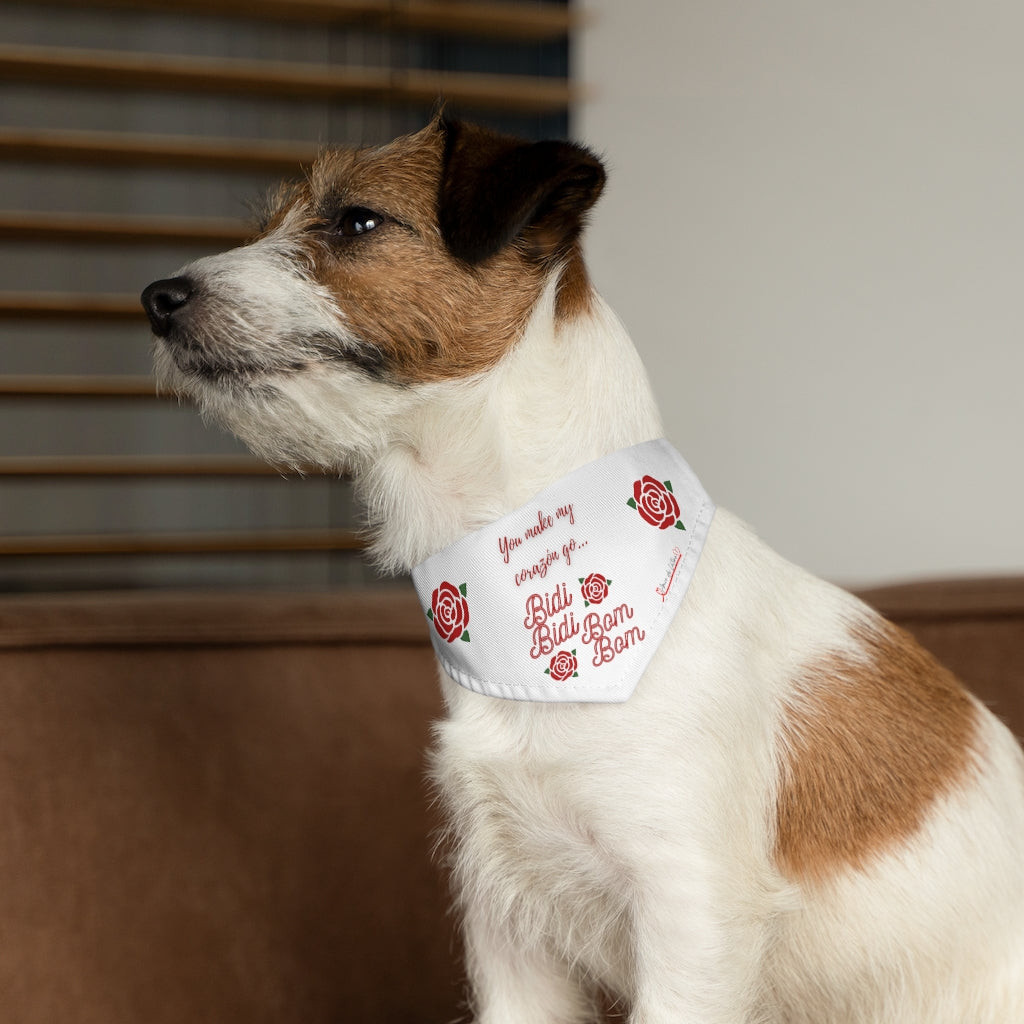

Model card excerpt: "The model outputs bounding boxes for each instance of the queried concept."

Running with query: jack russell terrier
[142,117,1024,1023]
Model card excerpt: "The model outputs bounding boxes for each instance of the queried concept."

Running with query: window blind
[0,0,574,591]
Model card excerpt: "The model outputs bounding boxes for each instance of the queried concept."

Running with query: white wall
[576,0,1024,585]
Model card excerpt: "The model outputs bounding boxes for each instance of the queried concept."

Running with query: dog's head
[141,118,606,472]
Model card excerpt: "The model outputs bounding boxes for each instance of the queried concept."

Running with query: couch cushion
[0,588,462,1024]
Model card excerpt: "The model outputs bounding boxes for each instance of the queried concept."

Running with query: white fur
[152,199,1024,1023]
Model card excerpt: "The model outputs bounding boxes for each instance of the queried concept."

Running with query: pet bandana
[411,439,715,703]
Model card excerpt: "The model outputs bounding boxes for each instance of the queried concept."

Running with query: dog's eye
[332,207,386,238]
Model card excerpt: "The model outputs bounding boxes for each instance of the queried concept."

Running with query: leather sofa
[0,579,1020,1022]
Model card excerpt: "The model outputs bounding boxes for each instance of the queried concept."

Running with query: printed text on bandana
[499,503,578,586]
[524,582,645,668]
[497,500,645,671]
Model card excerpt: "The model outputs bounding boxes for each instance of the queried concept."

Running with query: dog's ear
[438,118,606,266]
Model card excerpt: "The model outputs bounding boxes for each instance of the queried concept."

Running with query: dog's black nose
[141,277,193,337]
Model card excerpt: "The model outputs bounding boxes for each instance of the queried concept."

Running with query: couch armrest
[859,576,1024,738]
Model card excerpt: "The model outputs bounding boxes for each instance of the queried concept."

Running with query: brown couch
[0,579,1021,1023]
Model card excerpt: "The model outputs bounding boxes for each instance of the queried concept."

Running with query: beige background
[577,0,1024,585]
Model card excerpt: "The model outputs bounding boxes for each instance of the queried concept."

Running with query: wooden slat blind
[32,0,577,41]
[0,128,321,173]
[0,375,153,397]
[0,294,143,321]
[0,0,574,590]
[0,211,251,247]
[0,44,577,114]
[0,529,362,558]
[0,456,289,477]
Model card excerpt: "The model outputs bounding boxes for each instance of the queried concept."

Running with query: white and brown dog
[142,118,1024,1023]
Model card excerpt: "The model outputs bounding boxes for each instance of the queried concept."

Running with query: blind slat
[0,293,144,320]
[0,44,575,114]
[0,375,156,397]
[0,211,249,247]
[0,128,317,174]
[0,529,363,556]
[14,0,576,41]
[0,456,291,477]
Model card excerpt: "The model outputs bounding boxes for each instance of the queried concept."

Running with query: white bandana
[411,440,715,703]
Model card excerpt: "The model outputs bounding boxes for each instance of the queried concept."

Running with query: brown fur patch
[261,122,588,384]
[554,242,596,322]
[775,618,979,883]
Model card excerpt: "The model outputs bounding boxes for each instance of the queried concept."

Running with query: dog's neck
[359,277,665,573]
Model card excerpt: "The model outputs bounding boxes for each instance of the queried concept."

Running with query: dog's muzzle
[141,276,194,338]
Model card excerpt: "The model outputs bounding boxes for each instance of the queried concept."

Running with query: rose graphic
[579,572,611,607]
[427,581,471,643]
[546,649,578,682]
[628,475,685,531]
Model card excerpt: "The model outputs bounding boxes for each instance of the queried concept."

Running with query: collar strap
[411,439,715,703]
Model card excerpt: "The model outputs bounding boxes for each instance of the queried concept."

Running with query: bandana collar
[411,439,715,703]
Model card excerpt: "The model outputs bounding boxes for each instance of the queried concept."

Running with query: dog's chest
[434,711,633,982]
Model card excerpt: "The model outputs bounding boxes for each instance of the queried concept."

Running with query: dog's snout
[141,276,193,337]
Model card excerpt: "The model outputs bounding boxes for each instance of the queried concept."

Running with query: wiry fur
[143,119,1024,1023]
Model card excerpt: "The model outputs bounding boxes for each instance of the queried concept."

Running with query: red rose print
[580,572,610,607]
[547,649,578,682]
[428,581,470,643]
[630,475,684,531]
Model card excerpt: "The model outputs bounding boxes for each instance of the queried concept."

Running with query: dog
[142,117,1024,1023]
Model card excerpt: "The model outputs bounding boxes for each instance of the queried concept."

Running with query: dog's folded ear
[438,118,606,266]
